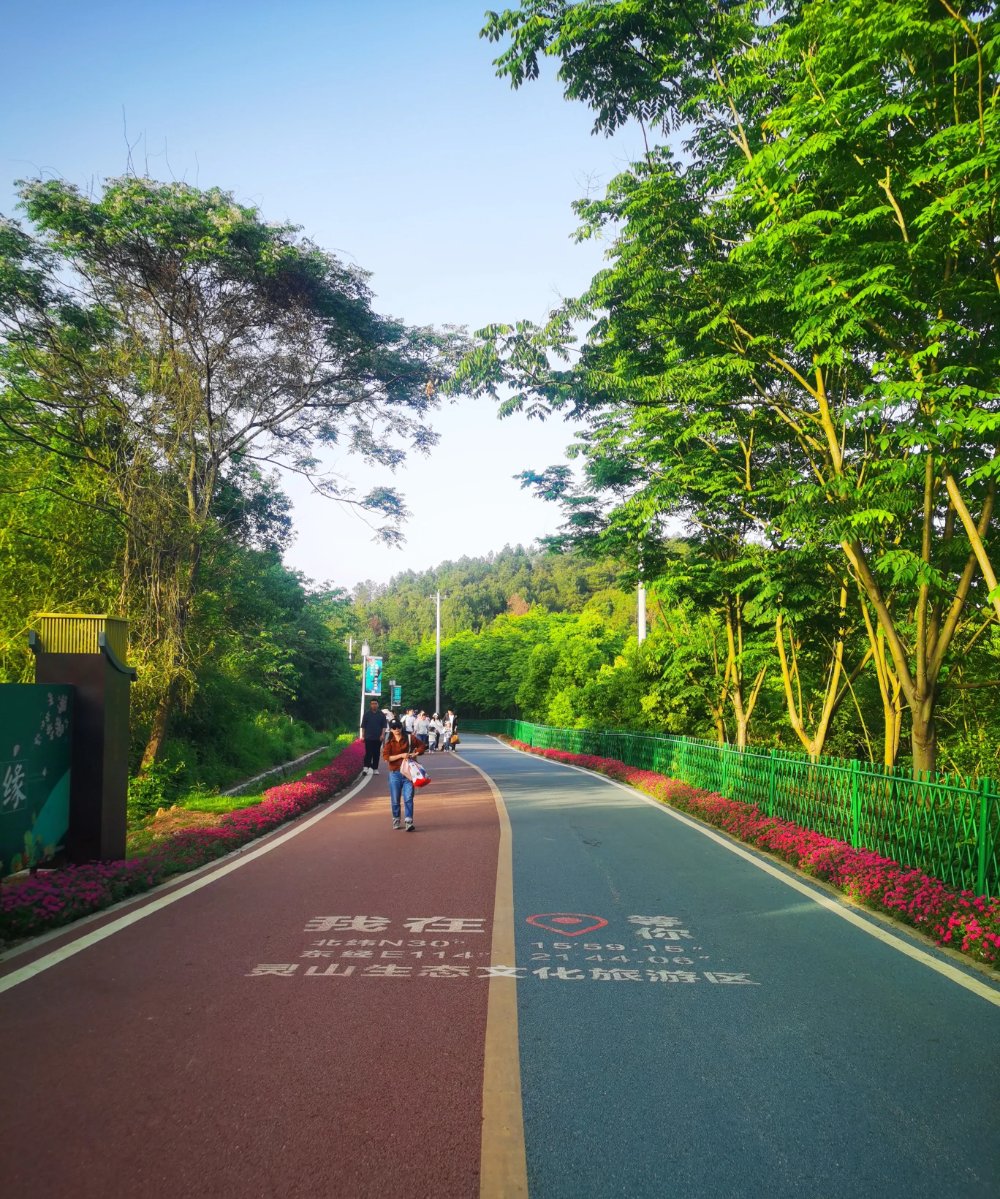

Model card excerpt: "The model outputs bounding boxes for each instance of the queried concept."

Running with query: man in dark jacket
[361,699,388,773]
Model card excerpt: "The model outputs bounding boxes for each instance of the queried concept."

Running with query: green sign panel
[363,655,383,696]
[0,684,73,874]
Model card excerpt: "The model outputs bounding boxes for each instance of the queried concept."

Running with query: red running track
[0,753,502,1198]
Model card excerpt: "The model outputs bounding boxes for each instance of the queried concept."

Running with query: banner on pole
[390,683,401,707]
[363,655,383,696]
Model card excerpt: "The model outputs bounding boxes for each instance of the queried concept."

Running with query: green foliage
[127,758,188,823]
[466,0,1000,775]
[351,545,626,646]
[0,175,462,767]
[346,547,634,715]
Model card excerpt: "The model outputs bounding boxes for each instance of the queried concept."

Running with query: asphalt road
[0,752,499,1198]
[1,735,998,1198]
[461,738,1000,1199]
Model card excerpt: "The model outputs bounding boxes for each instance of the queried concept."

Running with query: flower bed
[505,739,1000,970]
[0,739,366,948]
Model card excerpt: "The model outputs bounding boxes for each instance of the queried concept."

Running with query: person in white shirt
[413,710,430,750]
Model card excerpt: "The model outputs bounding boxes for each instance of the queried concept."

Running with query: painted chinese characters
[0,684,73,872]
[244,912,760,987]
[525,913,760,986]
[2,760,26,813]
[246,916,493,980]
[303,915,486,935]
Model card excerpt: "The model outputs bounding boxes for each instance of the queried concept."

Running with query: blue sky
[2,1,644,590]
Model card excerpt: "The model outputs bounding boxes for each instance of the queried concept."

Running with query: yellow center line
[464,756,528,1199]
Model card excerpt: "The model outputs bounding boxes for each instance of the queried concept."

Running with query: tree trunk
[910,695,937,776]
[137,535,203,772]
[855,591,904,768]
[140,672,181,772]
[774,604,846,761]
[724,602,764,752]
[842,533,977,782]
[882,683,903,769]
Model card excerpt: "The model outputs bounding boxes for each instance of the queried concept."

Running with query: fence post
[768,749,777,818]
[977,777,991,896]
[721,744,730,799]
[850,758,860,849]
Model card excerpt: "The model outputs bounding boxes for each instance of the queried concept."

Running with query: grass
[124,734,355,859]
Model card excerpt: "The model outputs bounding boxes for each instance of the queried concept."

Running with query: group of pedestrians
[359,700,459,832]
[400,708,458,753]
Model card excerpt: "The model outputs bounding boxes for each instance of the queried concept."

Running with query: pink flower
[502,737,999,969]
[1,740,366,945]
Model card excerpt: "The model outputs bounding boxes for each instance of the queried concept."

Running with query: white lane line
[0,777,369,995]
[477,737,1000,1008]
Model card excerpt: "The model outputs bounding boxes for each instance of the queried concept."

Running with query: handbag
[401,758,431,786]
[450,733,460,746]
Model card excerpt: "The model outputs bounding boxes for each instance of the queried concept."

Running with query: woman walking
[382,718,426,831]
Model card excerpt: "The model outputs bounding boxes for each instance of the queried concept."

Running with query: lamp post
[637,576,647,644]
[637,546,647,644]
[435,590,442,715]
[358,640,370,735]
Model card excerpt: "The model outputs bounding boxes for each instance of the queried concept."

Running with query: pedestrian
[360,698,387,774]
[428,714,440,752]
[382,719,425,831]
[414,709,430,750]
[446,708,459,750]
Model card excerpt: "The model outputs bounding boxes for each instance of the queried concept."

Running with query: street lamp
[637,574,647,644]
[435,590,442,715]
[358,640,370,735]
[637,545,647,644]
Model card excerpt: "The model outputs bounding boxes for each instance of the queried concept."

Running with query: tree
[467,0,1000,773]
[0,177,461,765]
[0,431,122,680]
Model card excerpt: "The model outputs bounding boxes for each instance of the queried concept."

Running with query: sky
[2,1,644,591]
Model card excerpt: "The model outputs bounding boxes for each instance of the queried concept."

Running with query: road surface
[1,735,997,1197]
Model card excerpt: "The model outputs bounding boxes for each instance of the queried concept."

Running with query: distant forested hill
[350,545,629,648]
[349,545,639,724]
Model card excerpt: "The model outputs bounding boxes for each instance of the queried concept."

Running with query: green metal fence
[464,720,1000,898]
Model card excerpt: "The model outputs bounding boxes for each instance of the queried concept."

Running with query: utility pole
[638,551,647,644]
[637,579,647,643]
[435,590,442,715]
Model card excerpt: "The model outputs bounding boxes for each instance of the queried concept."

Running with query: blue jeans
[388,769,414,821]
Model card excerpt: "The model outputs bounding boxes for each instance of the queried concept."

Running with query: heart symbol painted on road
[526,913,609,937]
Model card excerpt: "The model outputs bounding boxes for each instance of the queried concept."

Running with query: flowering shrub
[506,739,1000,970]
[0,739,366,947]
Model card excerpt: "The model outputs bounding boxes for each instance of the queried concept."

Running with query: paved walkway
[1,736,998,1197]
